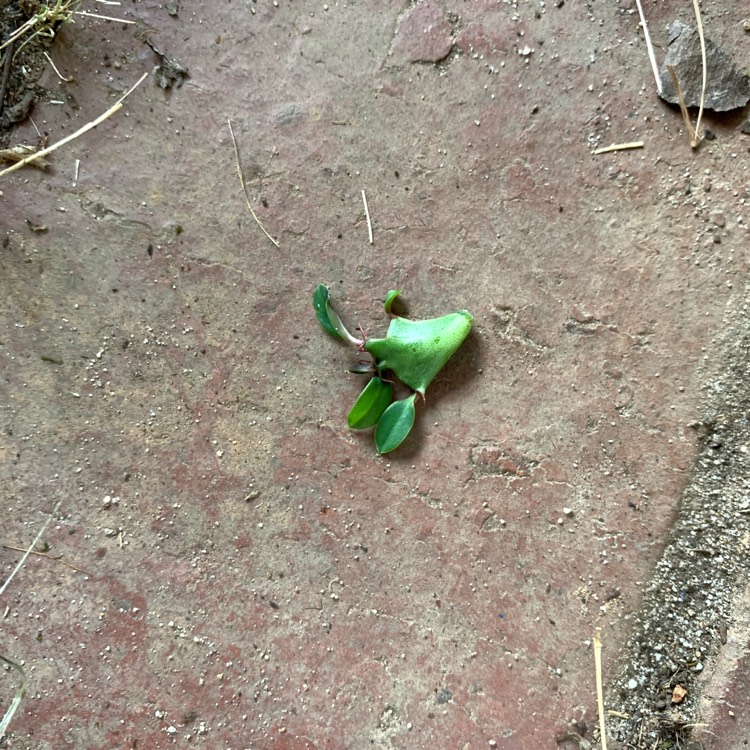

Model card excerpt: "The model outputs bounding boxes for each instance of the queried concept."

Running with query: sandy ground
[2,2,750,748]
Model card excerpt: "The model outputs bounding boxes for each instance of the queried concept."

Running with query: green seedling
[314,284,472,454]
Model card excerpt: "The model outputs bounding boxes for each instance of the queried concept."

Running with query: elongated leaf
[348,377,392,429]
[383,289,402,315]
[313,284,342,339]
[313,284,362,345]
[375,393,417,454]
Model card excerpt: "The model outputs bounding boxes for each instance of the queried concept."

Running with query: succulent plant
[314,284,472,453]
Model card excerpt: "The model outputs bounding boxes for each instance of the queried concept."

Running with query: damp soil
[0,1,55,145]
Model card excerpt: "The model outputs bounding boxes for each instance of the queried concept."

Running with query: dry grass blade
[74,10,134,23]
[667,65,699,146]
[666,0,707,150]
[0,501,62,598]
[227,119,280,248]
[0,655,26,741]
[0,0,78,54]
[361,189,374,244]
[691,0,707,147]
[1,544,91,575]
[594,629,608,750]
[634,0,662,95]
[0,501,63,738]
[0,71,148,179]
[0,1,133,58]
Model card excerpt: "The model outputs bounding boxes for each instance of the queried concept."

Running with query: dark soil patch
[0,0,56,146]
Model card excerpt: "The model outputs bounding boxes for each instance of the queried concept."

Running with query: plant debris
[0,144,48,169]
[144,36,189,89]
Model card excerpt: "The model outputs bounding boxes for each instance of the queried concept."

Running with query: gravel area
[605,289,750,748]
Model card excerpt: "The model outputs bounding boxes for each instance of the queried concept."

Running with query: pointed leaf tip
[375,393,417,454]
[348,377,393,429]
[313,284,362,345]
[313,284,341,339]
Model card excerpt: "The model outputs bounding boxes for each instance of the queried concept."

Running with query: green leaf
[313,284,341,339]
[365,310,473,395]
[375,393,417,454]
[313,284,362,345]
[348,377,393,429]
[383,290,402,315]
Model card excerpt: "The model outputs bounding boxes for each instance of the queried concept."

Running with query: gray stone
[658,20,750,111]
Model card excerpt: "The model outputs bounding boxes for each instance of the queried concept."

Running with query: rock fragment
[658,20,750,111]
[390,0,454,64]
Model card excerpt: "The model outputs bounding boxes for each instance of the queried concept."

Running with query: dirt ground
[2,1,750,749]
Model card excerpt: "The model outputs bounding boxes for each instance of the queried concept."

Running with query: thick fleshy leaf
[383,289,402,315]
[348,377,392,429]
[365,310,473,395]
[375,393,417,454]
[313,284,361,345]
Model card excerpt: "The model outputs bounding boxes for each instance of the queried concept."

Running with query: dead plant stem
[227,119,280,248]
[0,71,148,179]
[634,0,662,95]
[594,629,608,750]
[1,544,91,576]
[0,501,62,599]
[691,0,707,146]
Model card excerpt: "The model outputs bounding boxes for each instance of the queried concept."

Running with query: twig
[362,189,373,244]
[0,71,148,179]
[634,0,662,95]
[1,544,91,576]
[594,629,608,750]
[593,141,644,155]
[227,119,280,248]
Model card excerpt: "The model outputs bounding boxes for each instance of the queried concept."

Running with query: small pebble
[710,211,726,227]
